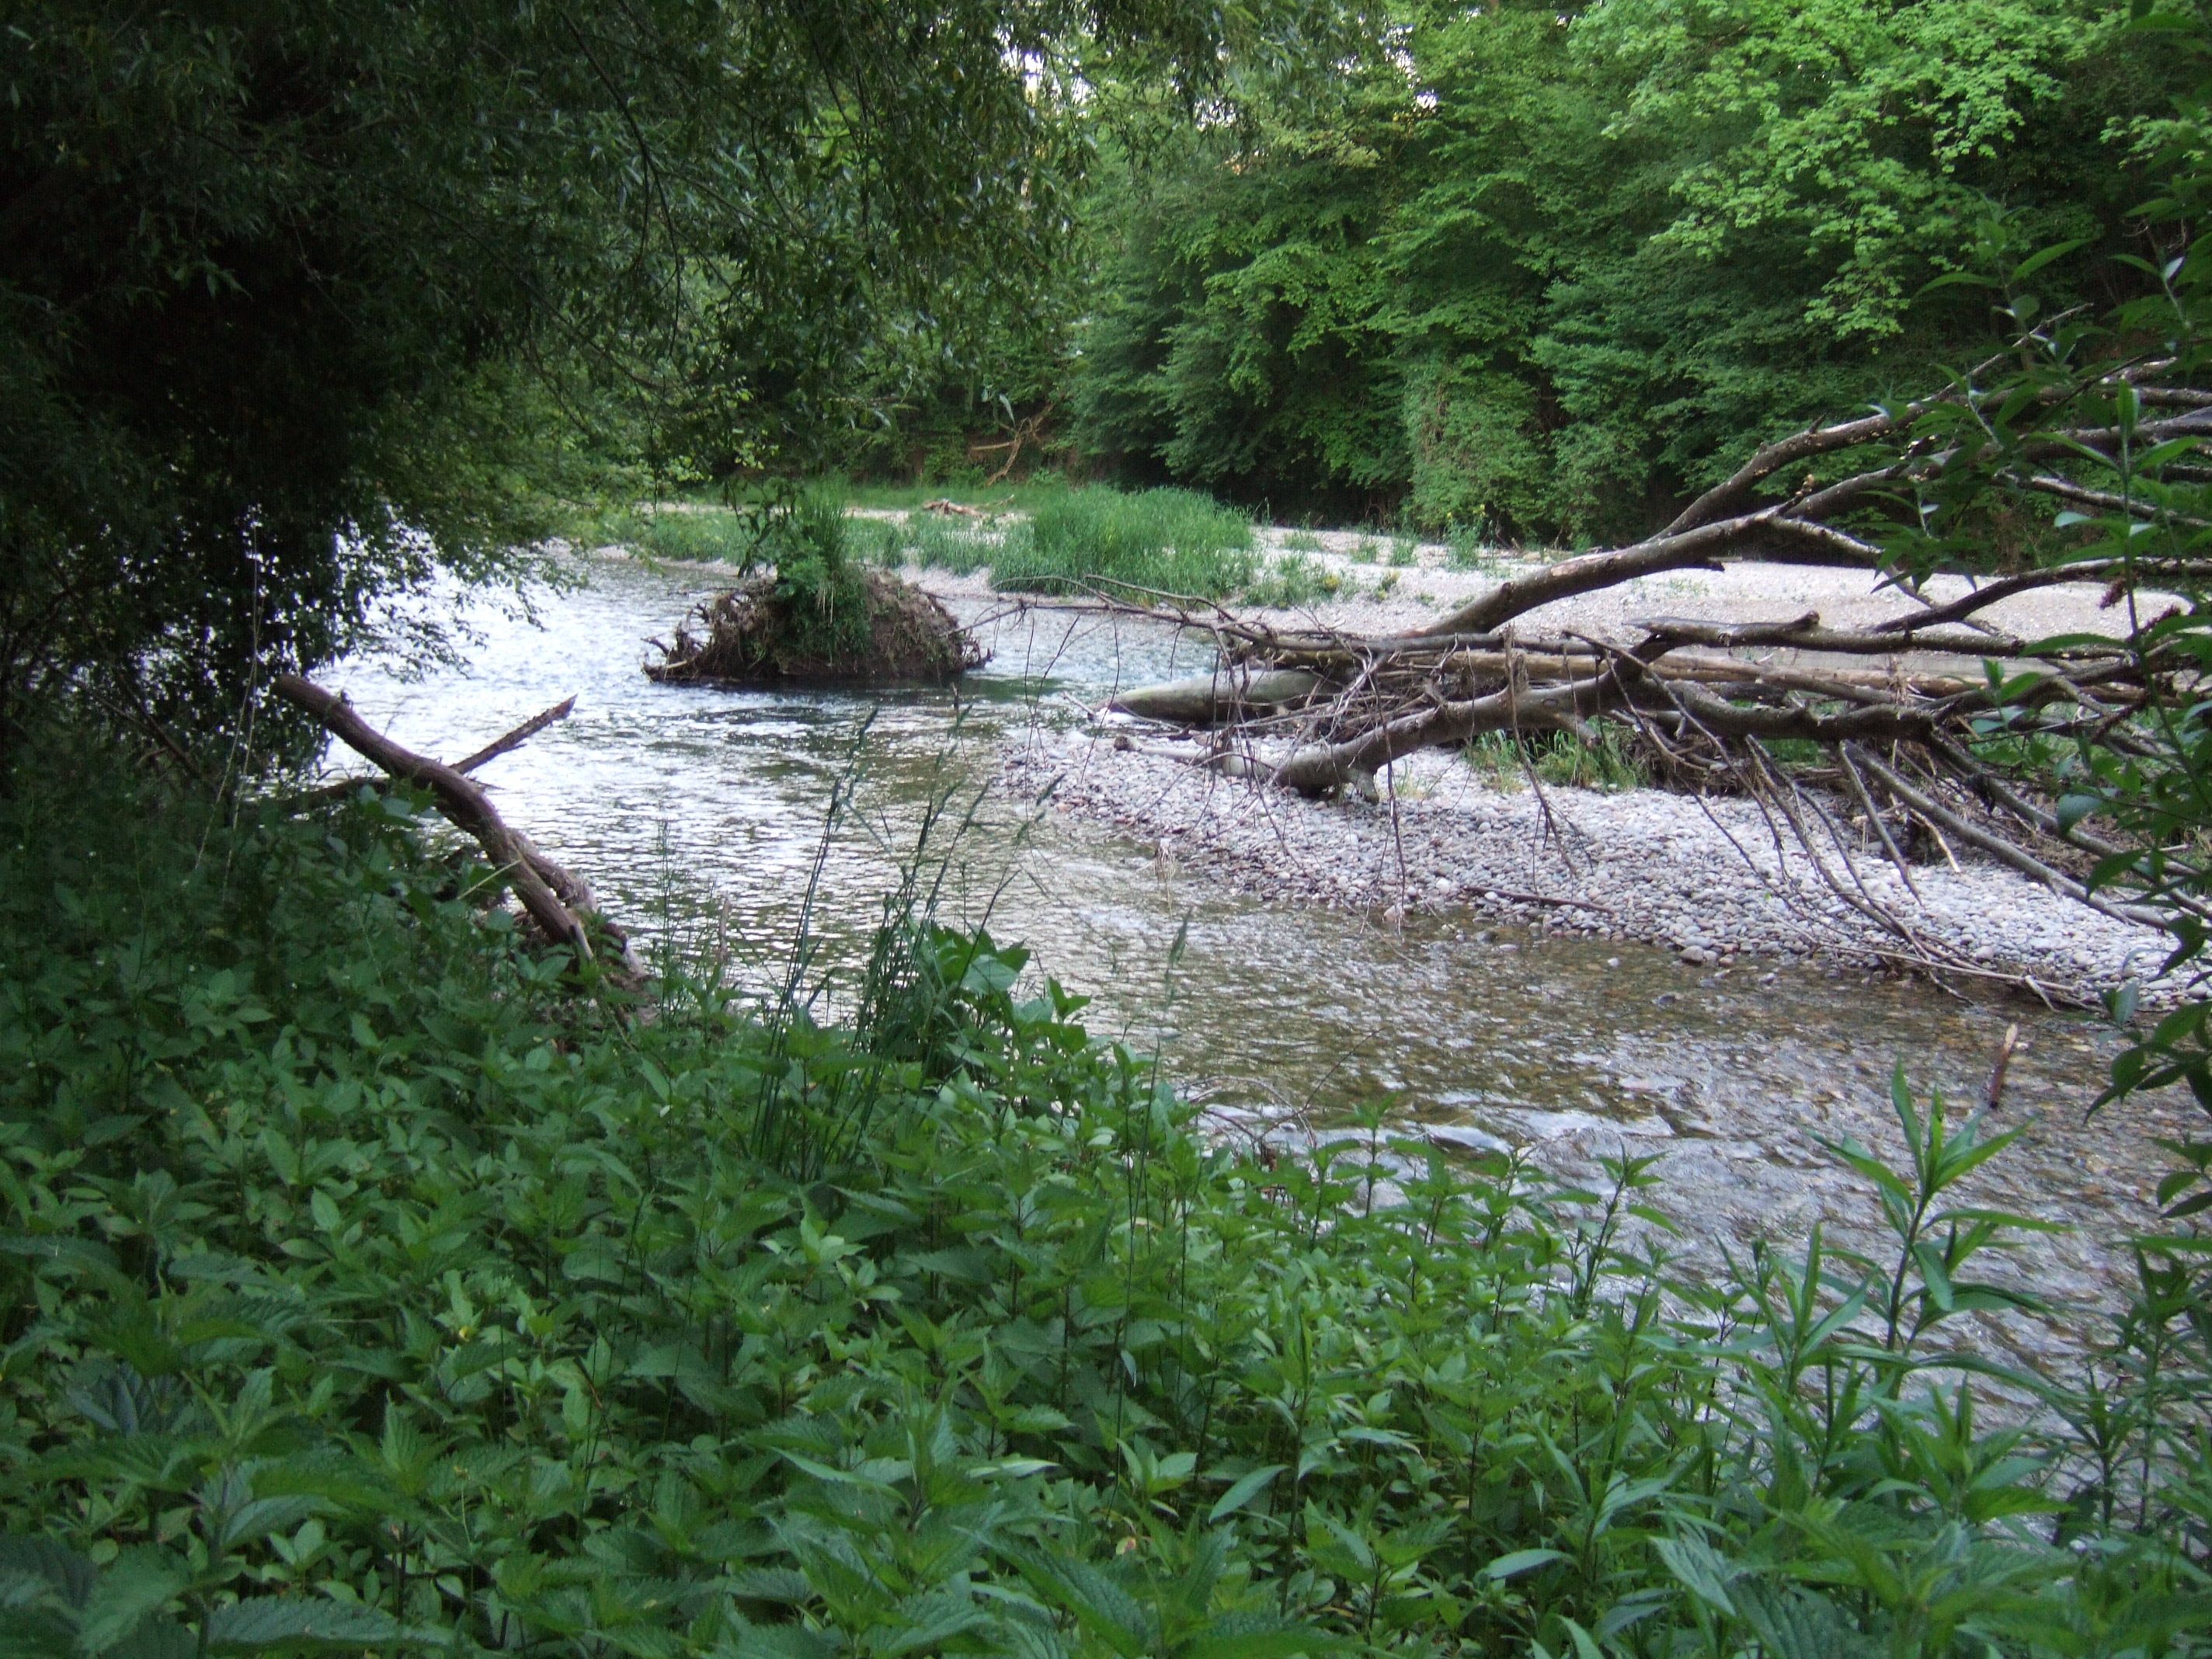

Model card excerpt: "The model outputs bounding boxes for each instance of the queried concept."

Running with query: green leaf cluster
[0,744,2207,1655]
[1063,0,2189,540]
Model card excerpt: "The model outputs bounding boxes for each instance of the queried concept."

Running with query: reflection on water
[331,558,2197,1337]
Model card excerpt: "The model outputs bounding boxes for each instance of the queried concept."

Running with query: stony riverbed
[1000,732,2169,998]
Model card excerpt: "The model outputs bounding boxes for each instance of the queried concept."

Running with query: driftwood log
[285,695,577,812]
[1064,355,2212,989]
[273,674,641,975]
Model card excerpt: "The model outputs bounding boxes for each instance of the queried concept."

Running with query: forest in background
[857,0,2200,541]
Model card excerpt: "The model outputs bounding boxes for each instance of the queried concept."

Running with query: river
[330,556,2200,1364]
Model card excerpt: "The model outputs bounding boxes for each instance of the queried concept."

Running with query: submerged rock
[645,569,986,687]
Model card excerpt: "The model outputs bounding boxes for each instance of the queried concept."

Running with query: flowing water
[330,558,2201,1360]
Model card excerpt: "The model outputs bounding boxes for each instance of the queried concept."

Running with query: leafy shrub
[745,490,873,661]
[0,754,2207,1657]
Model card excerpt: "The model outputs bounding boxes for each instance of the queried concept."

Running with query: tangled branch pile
[647,569,985,687]
[1094,352,2212,988]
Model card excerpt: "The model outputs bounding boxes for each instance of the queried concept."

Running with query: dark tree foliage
[0,0,1218,755]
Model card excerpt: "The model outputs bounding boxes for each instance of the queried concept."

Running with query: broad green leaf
[74,1552,188,1657]
[203,1598,431,1653]
[1481,1549,1565,1581]
[1208,1465,1286,1524]
[1654,1536,1739,1616]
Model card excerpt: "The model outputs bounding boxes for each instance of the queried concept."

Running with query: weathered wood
[273,674,629,969]
[290,694,576,811]
[1428,649,1975,700]
[1111,668,1323,723]
[452,695,576,774]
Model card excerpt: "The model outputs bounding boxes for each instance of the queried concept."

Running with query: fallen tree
[1066,341,2212,993]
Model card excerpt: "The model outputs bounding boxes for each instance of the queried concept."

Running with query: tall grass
[1466,724,1648,791]
[2,747,2207,1657]
[838,475,1083,516]
[990,485,1258,596]
[571,503,757,562]
[889,486,1270,601]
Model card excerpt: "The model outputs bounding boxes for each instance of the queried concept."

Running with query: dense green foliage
[0,0,1221,750]
[932,0,2193,538]
[0,760,2207,1657]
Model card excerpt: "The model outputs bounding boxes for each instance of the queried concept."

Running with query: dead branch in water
[287,695,577,811]
[273,675,640,975]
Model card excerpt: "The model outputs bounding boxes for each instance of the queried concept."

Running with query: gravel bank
[1226,526,2146,644]
[1003,732,2170,1000]
[614,545,2169,995]
[892,519,2145,645]
[922,544,2165,996]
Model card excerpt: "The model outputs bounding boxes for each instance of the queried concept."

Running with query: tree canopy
[993,0,2199,538]
[0,0,1221,752]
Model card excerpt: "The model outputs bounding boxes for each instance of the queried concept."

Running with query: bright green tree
[1070,0,2189,539]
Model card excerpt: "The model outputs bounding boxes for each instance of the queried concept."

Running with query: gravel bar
[1003,734,2171,1000]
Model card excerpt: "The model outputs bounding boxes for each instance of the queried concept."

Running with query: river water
[330,558,2200,1361]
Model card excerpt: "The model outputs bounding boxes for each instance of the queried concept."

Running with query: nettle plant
[0,759,2207,1657]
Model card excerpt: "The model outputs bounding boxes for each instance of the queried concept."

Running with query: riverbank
[921,551,2169,1000]
[587,541,2165,996]
[889,512,2144,645]
[996,730,2166,998]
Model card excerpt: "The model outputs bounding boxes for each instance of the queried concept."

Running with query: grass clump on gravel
[2,744,2210,1657]
[1466,724,1649,792]
[1243,550,1337,607]
[896,485,1280,603]
[990,485,1258,597]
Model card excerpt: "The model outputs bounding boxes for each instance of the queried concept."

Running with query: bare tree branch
[273,675,634,970]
